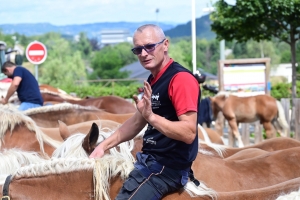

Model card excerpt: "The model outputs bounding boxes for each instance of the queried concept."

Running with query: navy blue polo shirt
[13,66,43,105]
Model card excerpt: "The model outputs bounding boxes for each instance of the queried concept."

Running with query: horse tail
[275,100,289,137]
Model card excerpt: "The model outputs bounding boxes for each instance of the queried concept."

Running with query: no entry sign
[26,41,47,65]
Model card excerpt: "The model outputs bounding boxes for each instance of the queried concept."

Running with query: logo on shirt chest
[151,93,161,109]
[144,137,157,145]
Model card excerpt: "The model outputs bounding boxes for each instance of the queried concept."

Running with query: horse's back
[223,94,277,122]
[82,95,136,114]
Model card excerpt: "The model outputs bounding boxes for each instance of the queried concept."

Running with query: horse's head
[209,93,228,119]
[56,121,135,162]
[58,120,100,156]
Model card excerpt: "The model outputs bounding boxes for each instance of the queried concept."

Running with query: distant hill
[0,22,176,38]
[0,15,215,40]
[165,14,215,40]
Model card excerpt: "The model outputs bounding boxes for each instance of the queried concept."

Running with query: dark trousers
[115,153,189,200]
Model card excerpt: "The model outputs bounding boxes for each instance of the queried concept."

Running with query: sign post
[25,41,47,81]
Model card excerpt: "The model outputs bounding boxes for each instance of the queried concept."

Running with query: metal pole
[35,65,39,81]
[220,39,225,60]
[191,0,197,74]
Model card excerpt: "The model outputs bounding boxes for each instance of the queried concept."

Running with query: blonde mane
[40,90,82,101]
[0,149,47,184]
[12,157,95,179]
[12,156,134,200]
[52,127,135,162]
[23,103,100,115]
[199,141,228,158]
[0,106,62,153]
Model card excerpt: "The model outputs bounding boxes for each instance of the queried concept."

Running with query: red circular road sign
[26,41,47,65]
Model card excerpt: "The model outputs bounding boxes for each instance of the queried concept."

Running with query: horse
[2,157,300,200]
[200,137,300,159]
[0,155,224,200]
[1,107,300,199]
[0,148,47,184]
[39,84,68,95]
[41,92,137,114]
[210,92,289,147]
[23,103,134,127]
[54,122,300,193]
[40,119,122,142]
[0,105,62,157]
[3,158,300,200]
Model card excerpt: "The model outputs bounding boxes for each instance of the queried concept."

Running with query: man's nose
[140,48,148,56]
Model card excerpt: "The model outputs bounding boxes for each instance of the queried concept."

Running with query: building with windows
[99,29,132,48]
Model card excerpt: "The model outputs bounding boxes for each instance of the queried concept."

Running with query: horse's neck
[2,128,42,154]
[10,169,94,199]
[216,95,230,110]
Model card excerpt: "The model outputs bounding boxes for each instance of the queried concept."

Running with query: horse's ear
[58,120,71,140]
[82,123,99,155]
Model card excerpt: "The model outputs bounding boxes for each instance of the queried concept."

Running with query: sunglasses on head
[131,39,166,55]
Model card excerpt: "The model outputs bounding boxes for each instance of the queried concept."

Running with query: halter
[1,175,12,200]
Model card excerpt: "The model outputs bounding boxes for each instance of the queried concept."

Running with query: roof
[120,61,150,82]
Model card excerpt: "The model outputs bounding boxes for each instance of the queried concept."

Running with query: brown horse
[210,92,289,147]
[41,92,137,114]
[3,158,300,200]
[24,103,134,127]
[55,123,300,192]
[1,107,300,199]
[199,137,300,159]
[39,84,68,94]
[0,105,62,157]
[38,119,121,143]
[4,122,300,200]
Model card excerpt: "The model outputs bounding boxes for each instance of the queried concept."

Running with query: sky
[0,0,225,26]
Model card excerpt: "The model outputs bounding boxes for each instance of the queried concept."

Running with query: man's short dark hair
[1,61,15,73]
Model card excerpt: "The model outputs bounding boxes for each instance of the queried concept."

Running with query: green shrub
[60,82,143,99]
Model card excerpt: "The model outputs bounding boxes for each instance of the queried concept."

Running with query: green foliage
[90,46,128,79]
[280,50,291,63]
[60,82,142,99]
[211,0,300,101]
[0,30,15,49]
[89,42,137,80]
[271,81,300,100]
[168,38,192,70]
[230,40,281,66]
[169,38,220,74]
[271,82,291,100]
[35,33,87,88]
[72,32,93,58]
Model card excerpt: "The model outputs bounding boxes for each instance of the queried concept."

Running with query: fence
[213,98,300,147]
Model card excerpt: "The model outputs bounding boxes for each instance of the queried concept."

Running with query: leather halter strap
[2,175,12,200]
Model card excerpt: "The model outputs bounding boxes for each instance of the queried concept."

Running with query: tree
[75,32,93,58]
[90,44,131,79]
[37,33,87,87]
[211,0,300,106]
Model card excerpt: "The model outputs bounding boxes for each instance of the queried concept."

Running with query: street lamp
[155,8,159,25]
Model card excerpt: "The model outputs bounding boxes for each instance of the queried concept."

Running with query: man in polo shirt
[1,61,43,111]
[90,24,200,200]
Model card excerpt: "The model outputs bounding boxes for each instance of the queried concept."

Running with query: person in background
[90,24,200,200]
[0,61,43,111]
